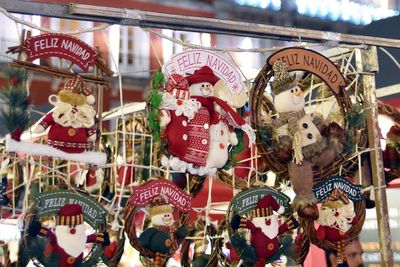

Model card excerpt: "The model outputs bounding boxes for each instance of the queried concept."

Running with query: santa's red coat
[39,112,96,153]
[39,227,102,267]
[316,216,358,242]
[238,217,295,266]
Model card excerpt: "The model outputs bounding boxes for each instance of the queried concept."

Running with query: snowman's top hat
[270,60,297,96]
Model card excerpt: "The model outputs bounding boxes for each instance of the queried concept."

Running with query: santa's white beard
[52,101,96,128]
[55,224,87,258]
[252,215,279,239]
[317,201,356,232]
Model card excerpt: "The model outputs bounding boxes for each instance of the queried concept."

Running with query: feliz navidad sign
[24,33,98,72]
[268,47,346,94]
[313,176,362,202]
[162,49,245,93]
[230,187,290,215]
[129,179,192,212]
[34,190,107,228]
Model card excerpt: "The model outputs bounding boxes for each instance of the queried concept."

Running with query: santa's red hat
[252,195,284,217]
[58,76,95,106]
[165,73,190,100]
[186,66,220,86]
[57,204,84,226]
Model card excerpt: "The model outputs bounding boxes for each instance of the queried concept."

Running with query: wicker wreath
[123,178,191,266]
[299,199,365,262]
[100,227,125,267]
[250,49,367,183]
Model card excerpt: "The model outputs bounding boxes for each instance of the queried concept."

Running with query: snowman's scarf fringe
[292,131,303,164]
[161,155,217,177]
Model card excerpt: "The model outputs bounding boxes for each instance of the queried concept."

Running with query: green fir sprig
[148,71,164,142]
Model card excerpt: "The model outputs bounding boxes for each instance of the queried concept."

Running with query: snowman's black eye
[202,84,205,87]
[291,89,294,93]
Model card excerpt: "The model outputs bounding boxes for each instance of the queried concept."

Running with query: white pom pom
[86,95,95,105]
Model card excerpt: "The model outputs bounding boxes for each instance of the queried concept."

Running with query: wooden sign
[267,47,346,94]
[129,179,192,212]
[35,189,107,228]
[230,187,290,215]
[313,176,362,202]
[24,33,98,72]
[163,49,245,93]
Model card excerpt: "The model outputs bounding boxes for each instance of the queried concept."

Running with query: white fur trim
[159,93,201,120]
[5,135,107,165]
[240,124,256,147]
[161,155,216,176]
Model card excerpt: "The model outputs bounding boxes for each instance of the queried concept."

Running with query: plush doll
[139,196,188,264]
[28,204,110,267]
[77,166,104,193]
[265,60,344,219]
[160,70,254,176]
[34,76,97,154]
[316,189,358,262]
[230,195,298,267]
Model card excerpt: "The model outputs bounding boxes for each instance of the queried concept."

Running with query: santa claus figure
[139,196,188,265]
[77,166,104,193]
[34,76,97,154]
[28,204,109,267]
[230,195,298,267]
[316,189,358,261]
[266,60,344,219]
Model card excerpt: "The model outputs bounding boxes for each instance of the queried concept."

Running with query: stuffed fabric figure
[230,195,298,267]
[34,77,97,153]
[139,197,187,262]
[383,125,400,172]
[28,204,110,267]
[266,60,344,219]
[160,69,255,176]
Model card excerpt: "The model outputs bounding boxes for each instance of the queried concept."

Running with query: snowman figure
[266,60,344,219]
[186,66,255,170]
[139,196,188,265]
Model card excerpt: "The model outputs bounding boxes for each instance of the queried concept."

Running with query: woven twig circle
[123,178,190,265]
[250,60,367,183]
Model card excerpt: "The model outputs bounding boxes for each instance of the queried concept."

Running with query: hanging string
[0,6,110,35]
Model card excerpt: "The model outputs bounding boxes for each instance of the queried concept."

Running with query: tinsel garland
[148,71,164,142]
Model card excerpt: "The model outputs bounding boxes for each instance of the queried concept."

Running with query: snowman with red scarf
[160,68,254,176]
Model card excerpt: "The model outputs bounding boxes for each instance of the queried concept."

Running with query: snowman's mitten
[230,214,242,230]
[176,226,188,239]
[102,232,110,247]
[288,160,314,206]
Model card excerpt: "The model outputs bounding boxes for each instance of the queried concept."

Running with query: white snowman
[186,66,253,170]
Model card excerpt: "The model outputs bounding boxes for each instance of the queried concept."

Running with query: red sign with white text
[24,33,98,72]
[129,179,192,213]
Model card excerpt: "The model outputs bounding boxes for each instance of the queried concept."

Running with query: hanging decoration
[151,49,255,176]
[250,47,366,219]
[227,186,299,266]
[300,175,365,263]
[22,189,110,267]
[124,178,191,266]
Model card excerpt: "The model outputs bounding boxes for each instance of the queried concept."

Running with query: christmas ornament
[124,178,192,266]
[76,166,104,193]
[157,63,255,176]
[250,48,366,219]
[5,76,106,165]
[21,189,110,267]
[300,176,365,264]
[228,187,299,266]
